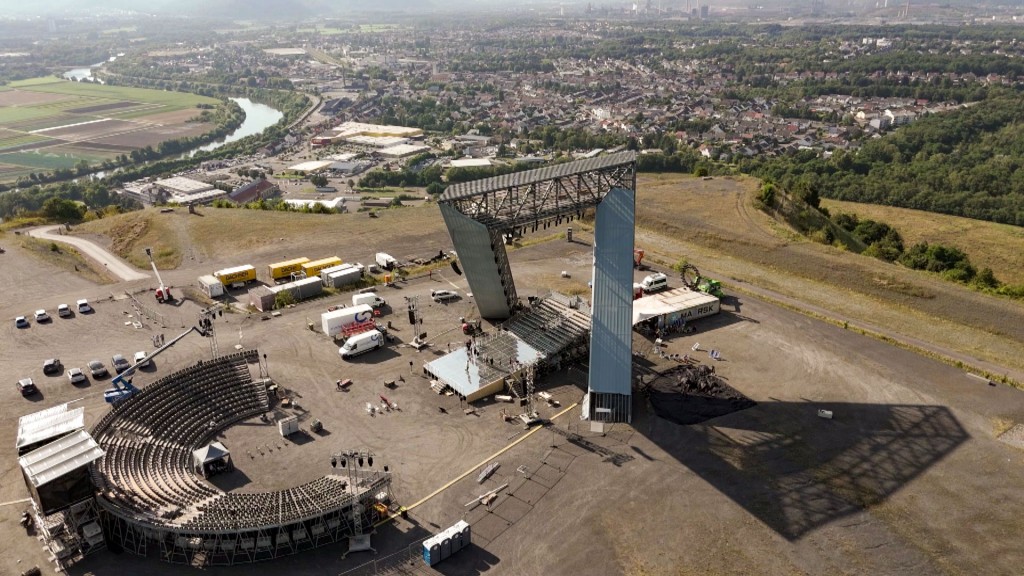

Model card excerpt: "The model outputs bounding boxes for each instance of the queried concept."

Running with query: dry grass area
[77,204,452,272]
[76,210,183,269]
[634,173,1024,377]
[822,198,1024,285]
[18,236,114,284]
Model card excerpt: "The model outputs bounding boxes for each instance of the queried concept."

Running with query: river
[194,97,284,155]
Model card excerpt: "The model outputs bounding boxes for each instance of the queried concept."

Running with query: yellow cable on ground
[377,401,579,526]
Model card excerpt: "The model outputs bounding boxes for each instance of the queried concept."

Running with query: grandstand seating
[503,293,591,358]
[92,351,272,527]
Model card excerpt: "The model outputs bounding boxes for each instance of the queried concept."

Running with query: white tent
[192,441,232,477]
[17,403,85,454]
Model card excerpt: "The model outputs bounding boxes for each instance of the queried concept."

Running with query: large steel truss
[100,471,392,566]
[440,152,638,422]
[440,151,637,231]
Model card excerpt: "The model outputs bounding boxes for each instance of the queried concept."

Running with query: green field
[0,77,221,182]
[0,151,83,170]
[7,78,218,111]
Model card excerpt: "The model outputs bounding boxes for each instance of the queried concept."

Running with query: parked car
[133,350,151,368]
[77,299,93,313]
[43,358,62,375]
[111,354,131,374]
[15,316,29,328]
[17,378,38,396]
[67,368,87,385]
[34,309,50,322]
[57,304,72,318]
[88,360,108,378]
[431,289,460,303]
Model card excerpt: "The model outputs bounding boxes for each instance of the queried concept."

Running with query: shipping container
[322,264,364,289]
[214,264,257,286]
[198,275,224,298]
[302,257,343,278]
[249,285,276,312]
[279,276,323,302]
[322,304,374,337]
[268,257,310,281]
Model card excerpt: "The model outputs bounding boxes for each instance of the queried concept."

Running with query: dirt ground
[2,195,1024,575]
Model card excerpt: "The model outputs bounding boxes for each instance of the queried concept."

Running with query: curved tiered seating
[90,350,390,566]
[92,351,268,525]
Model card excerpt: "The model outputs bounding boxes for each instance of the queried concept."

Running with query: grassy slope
[77,204,447,270]
[18,236,115,284]
[633,173,1024,378]
[822,199,1024,285]
[80,184,1024,380]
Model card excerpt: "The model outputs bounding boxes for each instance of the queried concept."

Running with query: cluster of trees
[743,92,1024,226]
[0,181,139,221]
[358,159,443,190]
[210,197,340,214]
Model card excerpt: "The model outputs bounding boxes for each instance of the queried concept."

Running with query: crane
[103,324,208,404]
[145,247,172,303]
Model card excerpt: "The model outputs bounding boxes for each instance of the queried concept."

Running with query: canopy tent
[192,441,233,478]
[17,403,85,455]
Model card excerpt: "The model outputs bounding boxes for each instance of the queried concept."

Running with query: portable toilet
[439,533,452,561]
[422,536,441,566]
[454,520,471,551]
[450,528,464,554]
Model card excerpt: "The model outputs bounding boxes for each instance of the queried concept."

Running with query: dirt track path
[29,225,150,282]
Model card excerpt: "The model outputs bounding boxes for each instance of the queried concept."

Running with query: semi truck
[214,264,257,286]
[321,304,374,338]
[268,257,310,281]
[302,257,343,279]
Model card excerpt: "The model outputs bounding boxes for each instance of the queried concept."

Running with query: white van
[640,273,669,293]
[339,330,385,359]
[352,292,386,308]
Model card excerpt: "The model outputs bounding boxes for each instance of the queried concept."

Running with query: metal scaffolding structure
[100,471,392,567]
[438,152,638,422]
[440,151,637,231]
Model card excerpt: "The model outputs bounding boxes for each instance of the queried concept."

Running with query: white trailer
[375,252,399,271]
[198,275,224,298]
[320,263,364,288]
[321,304,374,337]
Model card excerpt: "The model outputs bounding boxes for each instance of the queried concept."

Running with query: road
[28,225,150,282]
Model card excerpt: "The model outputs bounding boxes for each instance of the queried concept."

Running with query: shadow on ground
[640,399,968,540]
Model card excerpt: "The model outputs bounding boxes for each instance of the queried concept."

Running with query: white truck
[321,304,374,338]
[375,252,399,271]
[339,329,385,359]
[640,272,669,294]
[352,292,386,308]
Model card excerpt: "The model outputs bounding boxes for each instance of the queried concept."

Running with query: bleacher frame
[90,350,392,566]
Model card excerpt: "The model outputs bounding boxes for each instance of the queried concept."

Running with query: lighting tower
[331,450,381,558]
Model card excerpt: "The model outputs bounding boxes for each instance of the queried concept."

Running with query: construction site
[1,154,1023,576]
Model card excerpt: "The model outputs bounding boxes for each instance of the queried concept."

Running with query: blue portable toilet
[422,535,441,566]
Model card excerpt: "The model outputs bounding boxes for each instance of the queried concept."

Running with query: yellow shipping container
[214,264,257,285]
[268,257,310,280]
[302,257,343,278]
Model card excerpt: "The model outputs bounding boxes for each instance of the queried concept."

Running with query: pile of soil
[642,364,755,425]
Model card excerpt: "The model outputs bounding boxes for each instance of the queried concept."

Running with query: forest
[743,91,1024,226]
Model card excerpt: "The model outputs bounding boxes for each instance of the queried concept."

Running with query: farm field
[0,77,221,183]
[822,198,1024,285]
